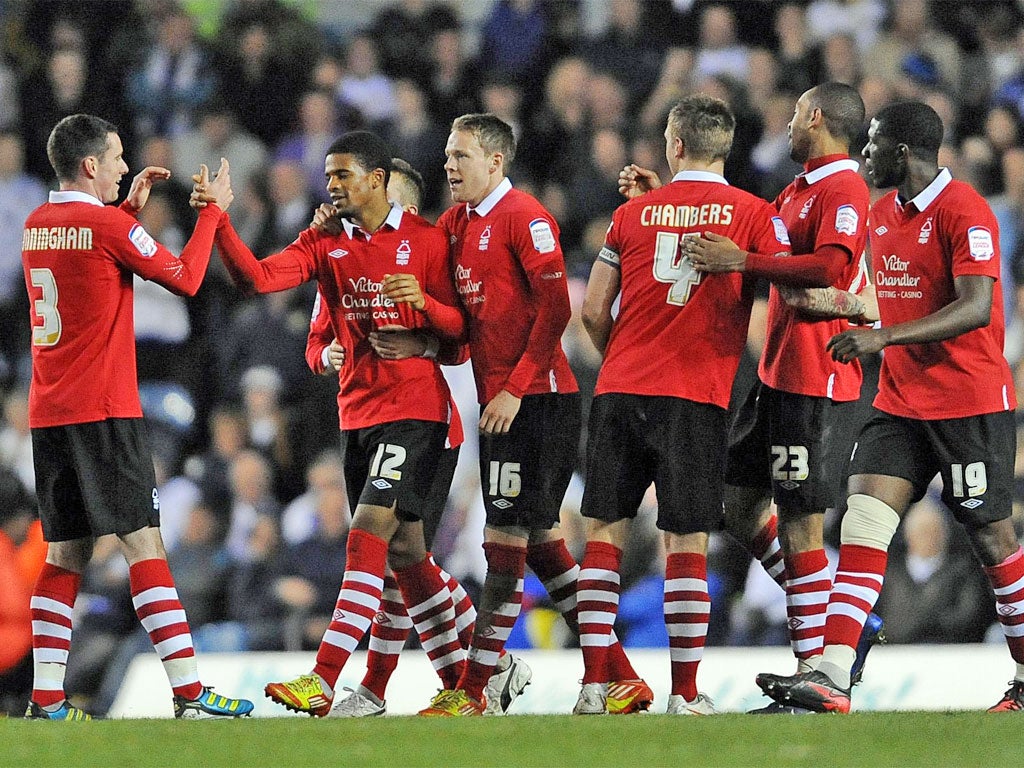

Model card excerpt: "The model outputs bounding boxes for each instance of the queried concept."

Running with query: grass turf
[0,712,1016,768]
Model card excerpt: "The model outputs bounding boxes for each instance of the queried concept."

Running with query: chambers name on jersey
[596,170,791,408]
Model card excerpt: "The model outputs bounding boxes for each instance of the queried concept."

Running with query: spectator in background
[584,0,665,108]
[819,33,862,87]
[275,90,344,203]
[805,0,885,54]
[0,469,35,716]
[338,34,398,129]
[424,26,482,126]
[239,365,303,502]
[172,106,267,203]
[223,449,281,564]
[874,497,995,644]
[863,0,961,98]
[381,80,448,214]
[518,56,590,187]
[0,388,33,493]
[478,0,548,92]
[265,160,318,249]
[280,449,347,546]
[772,3,819,97]
[185,405,250,522]
[167,501,232,631]
[369,0,459,82]
[126,7,217,137]
[693,3,751,82]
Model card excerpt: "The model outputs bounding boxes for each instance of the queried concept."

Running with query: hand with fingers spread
[124,166,172,212]
[382,273,425,310]
[618,164,663,199]
[368,325,427,360]
[688,231,748,273]
[310,203,344,235]
[479,389,521,434]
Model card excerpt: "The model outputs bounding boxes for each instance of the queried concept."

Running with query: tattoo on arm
[778,286,866,318]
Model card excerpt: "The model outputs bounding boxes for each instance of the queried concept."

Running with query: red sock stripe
[985,547,1024,664]
[784,548,832,660]
[30,564,80,707]
[824,544,887,650]
[395,556,464,689]
[751,514,788,587]
[665,552,709,700]
[578,541,623,685]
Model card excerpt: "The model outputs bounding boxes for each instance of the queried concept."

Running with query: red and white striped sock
[784,548,832,666]
[577,541,622,685]
[984,546,1024,670]
[751,513,788,588]
[30,563,80,707]
[394,555,464,689]
[129,558,202,701]
[313,529,387,691]
[457,542,526,702]
[665,552,710,701]
[434,556,476,648]
[527,538,638,681]
[359,575,410,701]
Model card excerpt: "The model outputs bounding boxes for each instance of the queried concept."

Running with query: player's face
[444,130,496,206]
[325,152,382,221]
[788,92,813,164]
[93,132,128,204]
[862,117,903,189]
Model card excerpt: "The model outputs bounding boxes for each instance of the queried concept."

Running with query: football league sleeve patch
[128,223,158,258]
[967,226,995,261]
[835,204,859,237]
[528,218,557,254]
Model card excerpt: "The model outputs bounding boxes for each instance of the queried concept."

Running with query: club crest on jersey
[329,248,348,259]
[529,218,557,253]
[799,195,816,220]
[478,225,492,251]
[967,226,995,261]
[396,239,411,266]
[834,204,859,236]
[128,223,157,257]
[918,217,933,245]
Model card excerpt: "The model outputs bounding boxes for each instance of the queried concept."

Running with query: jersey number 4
[30,268,62,346]
[653,232,703,306]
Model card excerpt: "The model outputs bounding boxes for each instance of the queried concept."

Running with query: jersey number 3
[653,232,702,306]
[30,268,62,346]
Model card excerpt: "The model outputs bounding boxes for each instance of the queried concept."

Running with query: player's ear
[83,155,98,178]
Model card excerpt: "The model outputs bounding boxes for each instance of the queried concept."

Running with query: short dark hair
[809,82,865,146]
[875,101,944,161]
[667,95,735,162]
[325,130,392,186]
[46,113,118,182]
[451,113,516,168]
[389,157,424,209]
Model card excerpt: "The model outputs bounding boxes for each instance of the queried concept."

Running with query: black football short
[849,408,1015,527]
[32,418,159,542]
[478,392,581,529]
[581,393,727,535]
[342,419,448,521]
[422,445,459,547]
[724,381,847,516]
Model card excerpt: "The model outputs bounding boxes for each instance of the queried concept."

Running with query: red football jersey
[437,179,578,404]
[22,191,221,428]
[596,171,790,407]
[869,169,1016,419]
[759,157,870,401]
[216,204,464,431]
[305,288,465,447]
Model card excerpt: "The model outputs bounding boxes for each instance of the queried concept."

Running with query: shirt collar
[340,202,405,239]
[49,190,104,207]
[801,157,860,186]
[897,167,952,213]
[670,170,729,185]
[467,177,513,217]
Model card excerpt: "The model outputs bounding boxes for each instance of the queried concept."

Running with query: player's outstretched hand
[382,273,425,310]
[125,166,171,213]
[189,164,212,210]
[310,203,343,235]
[479,389,521,434]
[688,232,746,273]
[368,325,425,360]
[204,157,233,211]
[826,327,887,363]
[618,164,662,199]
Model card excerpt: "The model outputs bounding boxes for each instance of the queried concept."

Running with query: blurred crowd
[3,0,1024,714]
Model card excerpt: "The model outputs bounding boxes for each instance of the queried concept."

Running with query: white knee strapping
[840,493,900,550]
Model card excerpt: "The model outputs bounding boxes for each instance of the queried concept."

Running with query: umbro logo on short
[779,480,800,491]
[960,498,984,509]
[372,478,393,490]
[492,499,513,509]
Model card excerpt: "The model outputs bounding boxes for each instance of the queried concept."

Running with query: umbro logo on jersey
[960,498,984,509]
[492,499,513,509]
[874,226,888,235]
[372,478,393,490]
[329,248,349,259]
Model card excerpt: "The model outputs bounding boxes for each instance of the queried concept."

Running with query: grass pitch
[1,712,1015,768]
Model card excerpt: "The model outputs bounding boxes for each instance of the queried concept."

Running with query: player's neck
[353,198,394,234]
[675,158,724,176]
[898,161,941,203]
[60,179,103,202]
